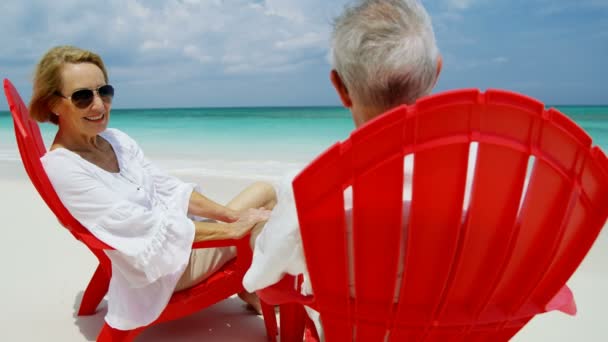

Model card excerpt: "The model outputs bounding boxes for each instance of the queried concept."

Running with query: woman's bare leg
[226,181,277,246]
[226,181,277,210]
[225,181,277,314]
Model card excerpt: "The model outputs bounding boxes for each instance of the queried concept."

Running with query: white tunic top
[41,128,197,330]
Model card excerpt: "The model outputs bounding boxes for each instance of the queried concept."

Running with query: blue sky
[0,0,606,109]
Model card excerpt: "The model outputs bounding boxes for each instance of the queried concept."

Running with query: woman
[30,45,276,330]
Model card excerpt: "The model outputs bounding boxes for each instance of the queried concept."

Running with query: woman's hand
[228,208,271,239]
[193,207,272,242]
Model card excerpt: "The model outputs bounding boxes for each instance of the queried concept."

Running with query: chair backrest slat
[294,143,354,341]
[350,110,405,340]
[398,143,470,324]
[395,98,471,334]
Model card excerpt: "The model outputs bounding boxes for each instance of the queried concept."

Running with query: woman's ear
[49,97,63,118]
[330,70,352,108]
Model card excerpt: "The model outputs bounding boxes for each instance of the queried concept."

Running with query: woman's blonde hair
[29,46,108,124]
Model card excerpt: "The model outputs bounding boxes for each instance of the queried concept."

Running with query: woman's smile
[83,113,105,122]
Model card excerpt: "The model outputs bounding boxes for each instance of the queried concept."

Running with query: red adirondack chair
[258,89,608,341]
[3,78,278,341]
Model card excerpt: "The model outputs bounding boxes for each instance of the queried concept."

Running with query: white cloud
[183,45,213,64]
[0,0,349,79]
[510,81,543,89]
[492,57,509,64]
[141,40,170,51]
[535,0,608,15]
[435,11,465,22]
[448,56,509,71]
[126,0,151,18]
[446,0,476,10]
[263,0,307,22]
[275,32,325,50]
[2,0,604,107]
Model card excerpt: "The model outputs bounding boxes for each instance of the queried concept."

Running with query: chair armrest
[257,274,316,307]
[82,232,253,259]
[192,237,248,249]
[545,284,577,316]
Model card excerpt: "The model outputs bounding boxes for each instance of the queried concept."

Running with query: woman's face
[53,62,111,138]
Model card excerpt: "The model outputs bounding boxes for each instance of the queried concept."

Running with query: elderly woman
[30,45,276,330]
[243,0,442,338]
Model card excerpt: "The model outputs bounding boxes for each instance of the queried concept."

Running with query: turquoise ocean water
[1,105,607,181]
[0,106,355,180]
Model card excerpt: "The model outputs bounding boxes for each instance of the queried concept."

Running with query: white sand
[0,160,606,341]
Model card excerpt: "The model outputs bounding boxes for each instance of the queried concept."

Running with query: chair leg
[304,315,320,342]
[279,303,306,342]
[260,300,278,342]
[78,264,110,316]
[97,323,143,342]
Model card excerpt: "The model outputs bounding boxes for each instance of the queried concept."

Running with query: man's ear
[433,55,443,88]
[330,70,352,108]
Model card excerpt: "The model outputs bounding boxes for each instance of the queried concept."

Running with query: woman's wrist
[194,220,237,241]
[189,191,237,222]
[222,208,238,222]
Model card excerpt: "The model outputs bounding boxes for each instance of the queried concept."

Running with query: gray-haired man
[244,0,442,337]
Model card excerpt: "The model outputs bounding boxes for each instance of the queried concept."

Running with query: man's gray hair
[331,0,439,108]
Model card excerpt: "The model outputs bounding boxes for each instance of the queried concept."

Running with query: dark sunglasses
[56,84,114,109]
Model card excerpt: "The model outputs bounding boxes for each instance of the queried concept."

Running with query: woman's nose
[90,91,106,109]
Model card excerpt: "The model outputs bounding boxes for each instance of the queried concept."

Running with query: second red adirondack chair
[259,89,608,341]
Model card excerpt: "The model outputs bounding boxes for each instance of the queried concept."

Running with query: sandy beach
[0,156,606,341]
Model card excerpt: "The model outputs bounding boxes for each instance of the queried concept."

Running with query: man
[243,0,442,336]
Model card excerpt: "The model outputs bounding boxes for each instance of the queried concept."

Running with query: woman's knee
[250,181,277,208]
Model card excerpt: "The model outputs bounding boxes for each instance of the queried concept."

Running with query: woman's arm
[188,191,237,222]
[121,130,267,224]
[133,141,238,222]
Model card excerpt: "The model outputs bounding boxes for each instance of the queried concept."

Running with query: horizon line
[1,104,608,114]
[87,103,608,111]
